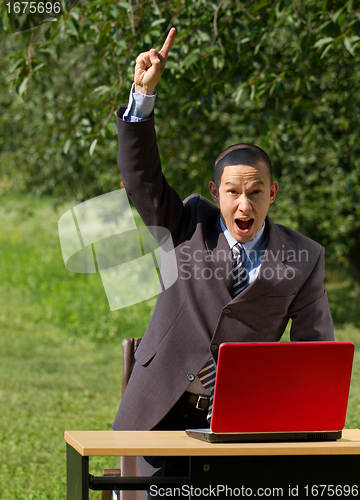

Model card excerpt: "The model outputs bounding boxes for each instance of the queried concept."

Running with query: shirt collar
[220,218,266,263]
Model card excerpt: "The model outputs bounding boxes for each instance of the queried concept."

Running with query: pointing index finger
[159,27,176,60]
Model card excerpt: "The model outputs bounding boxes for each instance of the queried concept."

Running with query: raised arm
[134,27,176,95]
[117,28,191,241]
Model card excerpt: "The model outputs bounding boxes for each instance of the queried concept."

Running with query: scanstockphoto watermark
[179,246,310,266]
[149,484,285,497]
[150,484,359,498]
[58,189,308,312]
[178,246,309,282]
[58,189,178,311]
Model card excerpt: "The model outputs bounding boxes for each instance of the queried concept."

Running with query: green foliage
[1,0,360,276]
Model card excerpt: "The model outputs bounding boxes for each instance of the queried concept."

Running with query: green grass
[0,325,121,499]
[0,194,360,499]
[0,194,155,499]
[0,194,156,342]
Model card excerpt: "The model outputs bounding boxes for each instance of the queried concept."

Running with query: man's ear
[208,181,219,203]
[270,181,279,204]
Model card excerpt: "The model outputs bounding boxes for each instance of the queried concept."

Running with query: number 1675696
[6,2,61,14]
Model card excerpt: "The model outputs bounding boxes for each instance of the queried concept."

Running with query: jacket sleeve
[289,246,334,341]
[116,105,189,243]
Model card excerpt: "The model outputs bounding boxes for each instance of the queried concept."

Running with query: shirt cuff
[123,83,156,122]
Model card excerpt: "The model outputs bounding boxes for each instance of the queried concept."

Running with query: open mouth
[235,218,254,233]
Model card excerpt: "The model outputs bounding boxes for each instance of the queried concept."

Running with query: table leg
[66,443,90,500]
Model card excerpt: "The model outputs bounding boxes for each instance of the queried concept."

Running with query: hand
[134,27,176,95]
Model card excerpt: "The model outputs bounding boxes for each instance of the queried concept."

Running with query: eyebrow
[224,180,265,187]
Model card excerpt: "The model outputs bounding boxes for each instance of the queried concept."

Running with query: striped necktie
[232,242,248,296]
[198,358,216,422]
[198,243,249,422]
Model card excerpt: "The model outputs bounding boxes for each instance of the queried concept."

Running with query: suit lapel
[204,216,233,300]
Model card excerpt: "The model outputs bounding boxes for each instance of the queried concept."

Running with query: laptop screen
[210,342,354,434]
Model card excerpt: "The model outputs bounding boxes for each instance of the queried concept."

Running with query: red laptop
[186,341,354,442]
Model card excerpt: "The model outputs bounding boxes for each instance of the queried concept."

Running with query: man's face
[208,162,278,243]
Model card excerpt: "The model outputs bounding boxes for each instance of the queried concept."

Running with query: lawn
[0,194,359,499]
[0,194,155,499]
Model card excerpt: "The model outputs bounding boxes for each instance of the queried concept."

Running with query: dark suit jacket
[112,106,334,431]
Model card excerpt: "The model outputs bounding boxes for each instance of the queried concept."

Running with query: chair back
[121,338,141,396]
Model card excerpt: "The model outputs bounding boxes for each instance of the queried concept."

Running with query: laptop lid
[210,341,354,434]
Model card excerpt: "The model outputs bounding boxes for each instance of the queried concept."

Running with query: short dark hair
[214,143,272,187]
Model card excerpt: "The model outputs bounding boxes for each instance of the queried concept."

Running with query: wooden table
[65,430,360,500]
